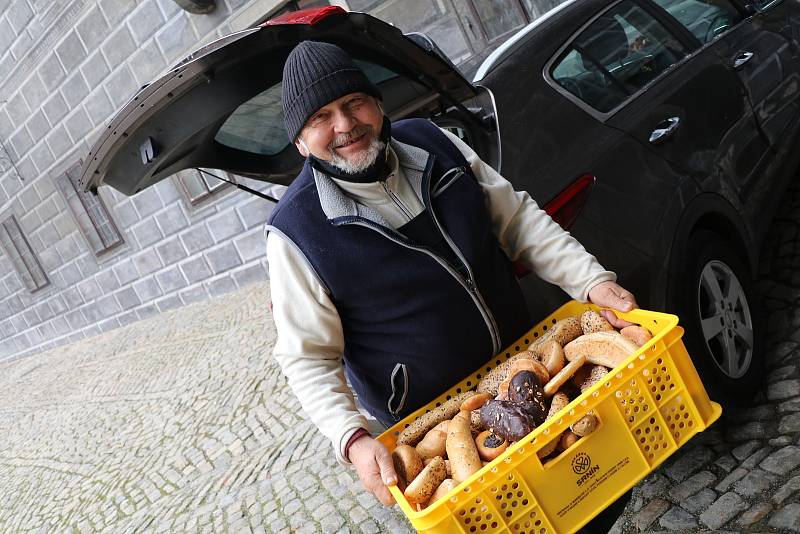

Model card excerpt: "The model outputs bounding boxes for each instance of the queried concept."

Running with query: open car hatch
[80,7,479,196]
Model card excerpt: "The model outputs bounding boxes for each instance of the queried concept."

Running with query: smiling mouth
[336,133,366,149]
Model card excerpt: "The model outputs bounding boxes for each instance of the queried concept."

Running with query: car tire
[670,229,764,405]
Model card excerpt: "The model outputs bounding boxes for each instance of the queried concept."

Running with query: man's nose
[332,109,357,132]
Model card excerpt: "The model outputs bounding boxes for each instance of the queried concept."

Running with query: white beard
[328,136,386,174]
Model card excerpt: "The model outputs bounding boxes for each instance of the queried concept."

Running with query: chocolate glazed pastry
[480,371,548,442]
[506,371,547,415]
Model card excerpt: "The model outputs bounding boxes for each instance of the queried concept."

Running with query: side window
[551,1,688,112]
[175,168,234,205]
[56,162,124,256]
[0,215,49,292]
[652,0,742,44]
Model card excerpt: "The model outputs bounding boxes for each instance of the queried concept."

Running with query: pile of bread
[390,310,652,510]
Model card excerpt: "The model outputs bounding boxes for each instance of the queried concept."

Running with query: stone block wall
[0,0,294,361]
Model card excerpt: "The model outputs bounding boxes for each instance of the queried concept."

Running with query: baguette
[446,411,482,483]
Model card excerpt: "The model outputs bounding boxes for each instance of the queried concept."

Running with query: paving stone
[734,469,777,498]
[767,379,800,401]
[632,498,669,531]
[742,447,773,469]
[700,492,747,530]
[779,412,800,433]
[669,470,716,501]
[715,467,748,492]
[768,365,798,383]
[779,398,800,413]
[658,506,696,530]
[773,475,800,506]
[768,503,800,532]
[664,446,715,482]
[714,454,737,473]
[760,446,800,475]
[769,436,794,447]
[738,501,773,527]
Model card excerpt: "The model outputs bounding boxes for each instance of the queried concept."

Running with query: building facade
[0,0,564,361]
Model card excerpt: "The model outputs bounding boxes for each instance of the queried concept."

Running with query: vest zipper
[344,219,500,354]
[381,181,415,222]
[426,167,502,355]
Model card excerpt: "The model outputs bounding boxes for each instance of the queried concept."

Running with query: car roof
[473,0,581,83]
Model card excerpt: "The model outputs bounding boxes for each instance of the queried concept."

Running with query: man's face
[294,92,384,173]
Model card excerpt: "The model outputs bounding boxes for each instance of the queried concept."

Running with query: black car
[81,0,800,404]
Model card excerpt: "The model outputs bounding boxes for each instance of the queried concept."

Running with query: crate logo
[572,452,599,486]
[571,452,591,474]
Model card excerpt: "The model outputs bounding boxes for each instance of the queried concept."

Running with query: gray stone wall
[0,0,291,361]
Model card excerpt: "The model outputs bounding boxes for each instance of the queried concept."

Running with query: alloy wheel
[697,259,754,379]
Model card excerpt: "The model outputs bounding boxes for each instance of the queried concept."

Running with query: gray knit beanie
[282,41,382,141]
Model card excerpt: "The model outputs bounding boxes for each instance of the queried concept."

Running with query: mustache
[328,124,375,151]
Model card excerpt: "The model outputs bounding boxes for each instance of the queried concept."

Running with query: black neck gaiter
[309,116,392,184]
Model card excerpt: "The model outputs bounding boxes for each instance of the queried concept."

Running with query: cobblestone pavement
[0,284,414,533]
[2,185,800,533]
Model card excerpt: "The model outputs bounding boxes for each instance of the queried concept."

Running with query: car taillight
[513,174,596,278]
[544,174,595,230]
[264,6,346,26]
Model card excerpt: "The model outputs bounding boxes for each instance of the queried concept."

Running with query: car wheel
[672,230,763,405]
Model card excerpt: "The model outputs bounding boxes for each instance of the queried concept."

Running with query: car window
[651,0,742,43]
[551,1,688,113]
[214,60,399,156]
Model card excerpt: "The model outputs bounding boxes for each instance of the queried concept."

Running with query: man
[267,41,636,518]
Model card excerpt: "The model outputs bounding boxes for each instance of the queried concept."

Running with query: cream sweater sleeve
[439,129,615,301]
[267,229,368,464]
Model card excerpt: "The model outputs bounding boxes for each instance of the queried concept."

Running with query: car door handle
[733,51,754,69]
[649,117,681,144]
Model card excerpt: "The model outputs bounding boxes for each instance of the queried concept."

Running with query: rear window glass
[550,0,688,113]
[652,0,741,44]
[214,60,399,156]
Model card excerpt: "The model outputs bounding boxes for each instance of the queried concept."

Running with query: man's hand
[588,280,638,329]
[348,434,398,506]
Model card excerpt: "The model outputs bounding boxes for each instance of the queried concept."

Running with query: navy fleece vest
[268,119,530,426]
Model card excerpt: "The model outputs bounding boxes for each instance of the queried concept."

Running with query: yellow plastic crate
[377,301,722,534]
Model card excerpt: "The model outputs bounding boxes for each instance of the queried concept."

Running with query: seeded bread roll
[547,316,584,346]
[579,365,609,393]
[580,310,614,334]
[396,391,476,446]
[404,456,447,504]
[476,351,537,396]
[571,412,598,436]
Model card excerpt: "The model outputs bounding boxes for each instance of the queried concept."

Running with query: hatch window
[214,60,399,155]
[550,0,688,113]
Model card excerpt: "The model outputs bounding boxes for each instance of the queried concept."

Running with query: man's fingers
[600,308,634,329]
[375,445,398,486]
[374,483,397,506]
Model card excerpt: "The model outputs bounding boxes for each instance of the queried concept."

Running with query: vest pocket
[432,167,466,198]
[387,363,409,422]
